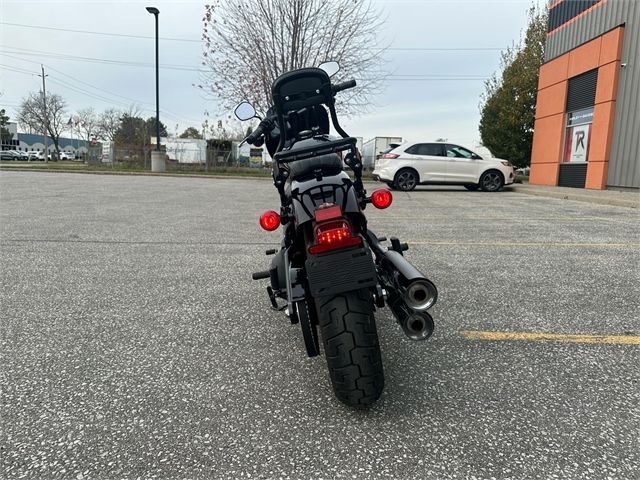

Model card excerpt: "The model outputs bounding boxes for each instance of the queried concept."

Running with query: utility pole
[40,65,49,164]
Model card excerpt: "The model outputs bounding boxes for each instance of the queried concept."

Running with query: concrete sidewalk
[508,183,639,208]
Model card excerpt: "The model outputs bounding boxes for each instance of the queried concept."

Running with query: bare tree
[17,91,68,159]
[74,107,98,141]
[199,0,388,117]
[96,107,122,141]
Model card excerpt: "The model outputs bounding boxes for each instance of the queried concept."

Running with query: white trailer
[361,136,403,170]
[152,137,207,163]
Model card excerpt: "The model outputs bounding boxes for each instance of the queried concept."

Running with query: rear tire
[394,169,418,191]
[316,289,384,407]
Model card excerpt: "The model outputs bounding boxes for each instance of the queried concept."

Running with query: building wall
[17,133,88,154]
[531,0,639,189]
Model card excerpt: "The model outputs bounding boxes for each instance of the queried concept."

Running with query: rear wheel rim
[397,172,416,190]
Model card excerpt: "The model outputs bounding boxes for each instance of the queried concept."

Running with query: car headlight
[501,161,513,167]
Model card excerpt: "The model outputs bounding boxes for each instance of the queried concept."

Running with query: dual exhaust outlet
[366,231,438,342]
[366,230,438,341]
[391,280,437,341]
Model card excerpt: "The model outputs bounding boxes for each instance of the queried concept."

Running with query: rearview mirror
[234,102,256,121]
[318,61,340,77]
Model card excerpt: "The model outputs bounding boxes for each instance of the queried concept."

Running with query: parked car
[12,150,30,160]
[25,151,45,161]
[58,151,75,160]
[0,150,19,160]
[0,150,29,160]
[372,142,515,192]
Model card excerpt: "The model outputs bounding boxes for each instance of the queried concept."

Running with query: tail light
[259,210,281,231]
[378,153,399,159]
[309,220,362,254]
[371,189,393,209]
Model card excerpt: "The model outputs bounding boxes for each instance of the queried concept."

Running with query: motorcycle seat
[287,153,343,180]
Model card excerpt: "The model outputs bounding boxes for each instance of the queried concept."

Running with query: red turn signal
[371,189,393,209]
[259,210,281,231]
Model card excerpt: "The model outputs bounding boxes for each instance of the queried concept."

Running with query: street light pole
[146,6,164,172]
[39,65,49,164]
[146,6,160,151]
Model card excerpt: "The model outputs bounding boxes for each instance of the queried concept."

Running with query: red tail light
[309,220,362,254]
[379,153,399,159]
[259,210,281,231]
[371,189,393,209]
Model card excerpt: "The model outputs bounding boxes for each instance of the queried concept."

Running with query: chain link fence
[85,143,275,174]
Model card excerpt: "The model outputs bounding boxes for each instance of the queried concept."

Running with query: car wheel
[479,170,504,192]
[386,182,397,190]
[464,184,479,191]
[394,169,418,191]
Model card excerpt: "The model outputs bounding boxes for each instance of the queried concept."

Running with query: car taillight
[371,189,393,209]
[259,210,281,231]
[309,220,362,254]
[379,153,399,159]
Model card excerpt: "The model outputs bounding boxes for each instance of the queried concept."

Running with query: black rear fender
[289,171,364,229]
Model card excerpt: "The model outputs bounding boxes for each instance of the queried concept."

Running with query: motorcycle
[235,62,438,407]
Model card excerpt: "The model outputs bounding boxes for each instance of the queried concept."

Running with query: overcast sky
[1,0,538,148]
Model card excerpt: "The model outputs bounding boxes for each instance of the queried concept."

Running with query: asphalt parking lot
[1,171,639,479]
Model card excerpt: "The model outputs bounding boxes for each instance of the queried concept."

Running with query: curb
[509,185,639,209]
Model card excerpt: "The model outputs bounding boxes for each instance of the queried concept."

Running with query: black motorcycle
[235,62,438,407]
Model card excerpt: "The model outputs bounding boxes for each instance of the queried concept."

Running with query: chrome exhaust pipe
[365,230,438,311]
[402,279,437,311]
[390,298,435,341]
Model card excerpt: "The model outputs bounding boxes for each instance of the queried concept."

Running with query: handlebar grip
[246,124,264,145]
[334,79,357,94]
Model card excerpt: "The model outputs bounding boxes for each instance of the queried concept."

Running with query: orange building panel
[595,61,621,104]
[530,163,560,186]
[590,101,617,162]
[585,161,609,190]
[599,27,625,66]
[568,37,601,78]
[538,54,569,90]
[530,113,565,165]
[536,81,568,119]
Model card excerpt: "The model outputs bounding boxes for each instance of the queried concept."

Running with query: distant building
[530,0,639,190]
[17,133,87,155]
[1,122,19,150]
[1,122,88,155]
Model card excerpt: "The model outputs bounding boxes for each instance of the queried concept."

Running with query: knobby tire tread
[316,289,384,407]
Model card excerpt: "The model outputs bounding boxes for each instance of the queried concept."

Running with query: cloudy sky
[1,0,538,148]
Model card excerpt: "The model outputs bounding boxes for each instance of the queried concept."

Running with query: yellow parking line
[406,241,639,247]
[461,330,640,345]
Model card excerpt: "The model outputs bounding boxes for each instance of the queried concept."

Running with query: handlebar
[246,116,275,145]
[333,79,357,94]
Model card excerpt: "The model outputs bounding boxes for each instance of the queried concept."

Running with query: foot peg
[252,270,270,280]
[390,237,408,254]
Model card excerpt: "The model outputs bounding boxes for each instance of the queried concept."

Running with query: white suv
[372,142,514,192]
